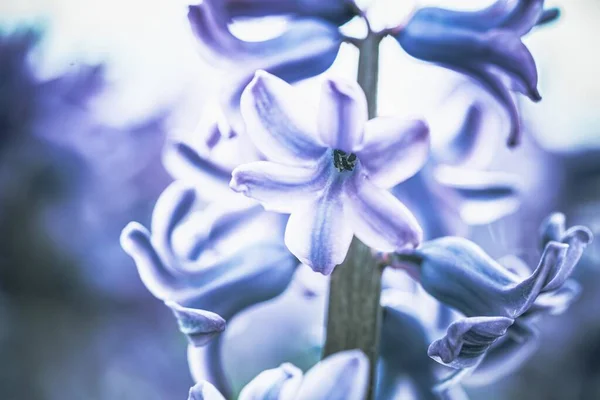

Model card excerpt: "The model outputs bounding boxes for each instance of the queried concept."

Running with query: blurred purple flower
[394,0,559,147]
[120,181,298,396]
[230,71,429,274]
[188,0,343,134]
[393,100,521,240]
[188,350,368,400]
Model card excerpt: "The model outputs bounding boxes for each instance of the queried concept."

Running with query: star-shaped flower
[230,71,430,274]
[188,350,368,400]
[394,0,559,147]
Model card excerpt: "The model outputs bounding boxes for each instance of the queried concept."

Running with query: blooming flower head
[230,71,430,274]
[188,350,369,400]
[394,0,559,147]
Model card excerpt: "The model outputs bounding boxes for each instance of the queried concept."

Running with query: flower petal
[230,159,329,213]
[355,117,429,188]
[284,180,353,275]
[188,381,226,400]
[428,316,514,369]
[163,142,235,202]
[543,225,593,291]
[240,71,327,163]
[221,20,342,134]
[167,301,226,347]
[433,165,521,225]
[317,78,367,152]
[238,363,303,400]
[295,350,369,400]
[345,173,422,252]
[539,212,566,248]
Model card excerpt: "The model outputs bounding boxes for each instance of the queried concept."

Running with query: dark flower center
[333,149,357,172]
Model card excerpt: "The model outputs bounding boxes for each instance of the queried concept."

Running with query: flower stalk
[323,28,384,400]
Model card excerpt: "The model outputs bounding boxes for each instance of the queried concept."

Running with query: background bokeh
[0,0,599,399]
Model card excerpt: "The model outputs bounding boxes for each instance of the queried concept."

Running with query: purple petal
[284,180,352,275]
[529,279,581,316]
[188,381,226,400]
[120,222,180,299]
[317,79,367,152]
[539,212,566,248]
[428,316,514,369]
[355,117,429,188]
[345,173,422,253]
[221,20,342,134]
[543,225,593,291]
[238,363,303,400]
[167,301,226,347]
[163,142,235,202]
[295,350,369,400]
[240,71,326,163]
[230,159,328,213]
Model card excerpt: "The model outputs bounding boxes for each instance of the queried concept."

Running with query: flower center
[333,149,357,172]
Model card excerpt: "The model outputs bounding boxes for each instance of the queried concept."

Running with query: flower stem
[323,29,383,400]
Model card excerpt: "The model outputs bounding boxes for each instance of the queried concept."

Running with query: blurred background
[0,0,599,399]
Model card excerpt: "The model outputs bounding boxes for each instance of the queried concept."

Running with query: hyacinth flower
[230,71,429,274]
[387,213,592,387]
[188,0,344,134]
[188,350,368,400]
[394,0,560,147]
[120,181,298,395]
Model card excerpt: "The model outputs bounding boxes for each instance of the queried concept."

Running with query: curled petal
[172,202,263,261]
[284,180,353,275]
[240,71,326,163]
[317,79,367,152]
[167,301,226,347]
[163,142,235,202]
[230,159,329,213]
[295,350,369,400]
[120,222,180,299]
[188,2,243,65]
[150,182,197,264]
[434,165,521,224]
[355,117,429,188]
[428,316,514,369]
[539,212,566,248]
[188,381,226,400]
[238,363,303,400]
[345,173,422,252]
[543,225,593,291]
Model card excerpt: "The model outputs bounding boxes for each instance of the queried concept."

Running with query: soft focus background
[0,0,599,399]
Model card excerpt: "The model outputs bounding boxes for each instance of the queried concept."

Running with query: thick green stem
[323,29,383,400]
